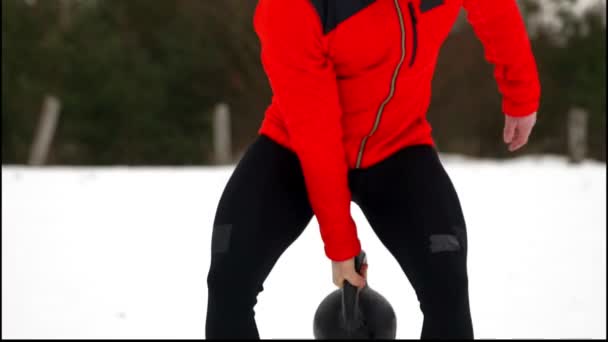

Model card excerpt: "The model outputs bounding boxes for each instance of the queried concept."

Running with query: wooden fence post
[567,107,588,164]
[213,102,232,165]
[29,95,61,166]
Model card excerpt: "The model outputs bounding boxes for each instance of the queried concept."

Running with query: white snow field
[2,155,606,339]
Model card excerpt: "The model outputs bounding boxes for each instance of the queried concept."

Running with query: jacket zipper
[355,0,407,169]
[408,2,418,67]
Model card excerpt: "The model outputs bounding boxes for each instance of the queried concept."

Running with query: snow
[2,155,606,339]
[525,0,606,37]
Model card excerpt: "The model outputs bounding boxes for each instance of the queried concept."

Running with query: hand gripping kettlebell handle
[342,250,367,332]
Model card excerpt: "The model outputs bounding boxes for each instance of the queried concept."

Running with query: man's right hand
[332,257,367,289]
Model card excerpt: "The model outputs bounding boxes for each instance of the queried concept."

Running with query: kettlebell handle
[342,250,367,332]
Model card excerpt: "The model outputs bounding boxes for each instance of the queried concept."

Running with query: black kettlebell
[313,251,397,339]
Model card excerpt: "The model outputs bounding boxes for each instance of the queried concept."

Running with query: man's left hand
[503,112,537,152]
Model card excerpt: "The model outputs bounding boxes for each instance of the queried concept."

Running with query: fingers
[505,113,537,152]
[361,263,368,280]
[509,121,536,152]
[503,116,517,144]
[508,129,529,151]
[332,258,368,289]
[347,262,367,288]
[333,266,367,289]
[344,270,366,289]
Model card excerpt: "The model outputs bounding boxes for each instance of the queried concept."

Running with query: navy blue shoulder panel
[310,0,377,35]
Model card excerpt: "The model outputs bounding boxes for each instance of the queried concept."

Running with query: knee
[206,259,263,304]
[428,270,469,303]
[207,260,232,291]
[419,247,470,305]
[419,260,470,316]
[207,261,245,295]
[430,251,469,291]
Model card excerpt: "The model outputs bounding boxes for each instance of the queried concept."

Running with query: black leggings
[205,134,474,339]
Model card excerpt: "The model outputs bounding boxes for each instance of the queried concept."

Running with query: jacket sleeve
[253,0,361,261]
[463,0,541,117]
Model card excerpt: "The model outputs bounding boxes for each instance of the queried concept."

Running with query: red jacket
[253,0,540,261]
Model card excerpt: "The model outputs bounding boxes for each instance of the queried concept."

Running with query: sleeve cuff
[324,238,362,262]
[503,99,539,117]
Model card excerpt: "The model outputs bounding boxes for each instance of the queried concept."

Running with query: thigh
[353,145,469,294]
[208,134,314,288]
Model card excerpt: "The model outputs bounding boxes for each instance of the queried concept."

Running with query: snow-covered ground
[524,0,606,38]
[2,155,606,339]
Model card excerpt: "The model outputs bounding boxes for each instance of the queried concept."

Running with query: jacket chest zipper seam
[355,0,410,169]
